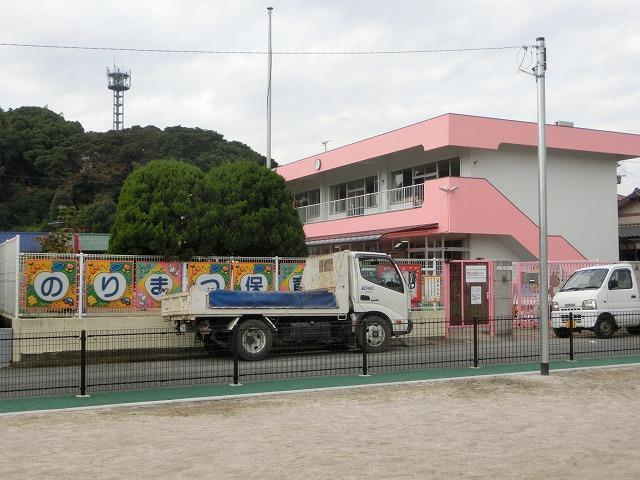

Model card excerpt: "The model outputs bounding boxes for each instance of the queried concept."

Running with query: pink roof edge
[277,113,640,181]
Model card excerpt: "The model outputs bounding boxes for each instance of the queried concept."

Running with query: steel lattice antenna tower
[106,66,131,130]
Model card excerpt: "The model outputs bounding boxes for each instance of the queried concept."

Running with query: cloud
[1,0,639,191]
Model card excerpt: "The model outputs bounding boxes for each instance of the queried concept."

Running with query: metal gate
[445,260,493,329]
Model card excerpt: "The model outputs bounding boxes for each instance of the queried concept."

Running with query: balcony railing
[296,183,424,224]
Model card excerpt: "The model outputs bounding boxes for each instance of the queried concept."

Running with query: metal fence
[512,260,606,324]
[3,315,639,399]
[0,235,19,317]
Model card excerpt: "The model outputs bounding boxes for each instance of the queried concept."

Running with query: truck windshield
[561,268,608,291]
[359,256,404,293]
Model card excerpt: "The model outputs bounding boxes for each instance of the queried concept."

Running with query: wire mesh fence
[2,315,640,399]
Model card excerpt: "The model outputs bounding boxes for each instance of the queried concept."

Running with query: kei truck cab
[551,263,640,338]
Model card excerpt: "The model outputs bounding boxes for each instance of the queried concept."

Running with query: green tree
[0,106,271,232]
[201,162,307,257]
[108,160,205,258]
[36,205,80,253]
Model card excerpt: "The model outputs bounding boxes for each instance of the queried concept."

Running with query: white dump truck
[161,251,413,360]
[551,263,640,338]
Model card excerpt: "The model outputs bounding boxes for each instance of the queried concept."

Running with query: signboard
[465,264,487,283]
[188,262,231,292]
[135,261,183,309]
[85,260,134,309]
[279,263,305,291]
[399,264,422,307]
[24,258,78,311]
[470,285,482,305]
[233,263,274,291]
[425,275,442,304]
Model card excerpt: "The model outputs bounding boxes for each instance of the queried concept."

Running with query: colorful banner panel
[24,258,78,311]
[85,260,134,309]
[135,261,183,309]
[188,262,231,292]
[233,263,274,291]
[279,263,305,291]
[399,264,422,307]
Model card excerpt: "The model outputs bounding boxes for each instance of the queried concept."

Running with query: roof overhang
[305,223,439,246]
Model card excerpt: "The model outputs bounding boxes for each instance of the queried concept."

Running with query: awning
[619,224,640,239]
[305,223,439,246]
[306,234,383,246]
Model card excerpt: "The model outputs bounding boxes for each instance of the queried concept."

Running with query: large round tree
[201,162,308,257]
[109,159,205,258]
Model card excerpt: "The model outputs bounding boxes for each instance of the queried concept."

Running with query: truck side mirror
[608,279,619,289]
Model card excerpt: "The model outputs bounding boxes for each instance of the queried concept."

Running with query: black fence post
[569,312,575,361]
[473,316,479,368]
[80,330,87,396]
[361,319,369,376]
[232,325,240,386]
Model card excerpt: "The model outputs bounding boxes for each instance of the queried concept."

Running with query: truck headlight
[551,301,559,311]
[582,299,597,310]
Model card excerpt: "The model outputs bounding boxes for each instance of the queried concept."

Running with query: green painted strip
[1,355,639,415]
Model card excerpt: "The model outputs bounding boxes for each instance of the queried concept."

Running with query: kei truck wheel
[593,315,616,339]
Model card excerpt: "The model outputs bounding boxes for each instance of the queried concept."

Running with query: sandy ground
[1,366,640,480]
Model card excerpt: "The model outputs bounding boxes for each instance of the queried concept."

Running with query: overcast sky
[2,0,639,192]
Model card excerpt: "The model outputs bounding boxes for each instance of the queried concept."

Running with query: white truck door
[354,254,410,332]
[605,267,638,326]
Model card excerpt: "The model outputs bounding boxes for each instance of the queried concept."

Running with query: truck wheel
[357,316,391,353]
[553,328,571,339]
[593,316,616,339]
[626,326,640,335]
[234,319,273,361]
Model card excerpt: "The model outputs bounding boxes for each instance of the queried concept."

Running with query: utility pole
[535,37,549,375]
[266,7,273,169]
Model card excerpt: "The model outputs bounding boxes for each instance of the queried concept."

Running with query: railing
[297,183,425,224]
[3,314,640,399]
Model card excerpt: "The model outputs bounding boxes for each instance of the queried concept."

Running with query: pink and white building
[277,114,640,262]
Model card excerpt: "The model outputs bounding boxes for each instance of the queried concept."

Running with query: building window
[294,189,320,207]
[391,157,460,189]
[294,189,320,222]
[330,176,378,215]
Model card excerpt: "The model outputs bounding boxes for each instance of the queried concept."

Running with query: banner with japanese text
[135,261,183,309]
[399,264,422,307]
[232,262,274,291]
[85,260,134,309]
[425,275,442,304]
[278,263,305,291]
[24,258,78,311]
[187,262,231,292]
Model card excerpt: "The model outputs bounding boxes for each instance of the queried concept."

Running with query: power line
[0,42,528,56]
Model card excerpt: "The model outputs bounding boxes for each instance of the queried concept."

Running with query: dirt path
[2,366,640,479]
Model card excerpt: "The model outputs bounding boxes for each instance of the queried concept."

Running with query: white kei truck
[551,263,640,338]
[161,251,413,360]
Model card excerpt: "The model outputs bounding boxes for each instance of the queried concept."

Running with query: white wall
[465,145,619,261]
[469,234,537,262]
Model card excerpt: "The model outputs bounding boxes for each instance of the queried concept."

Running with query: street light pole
[535,36,550,376]
[266,7,273,169]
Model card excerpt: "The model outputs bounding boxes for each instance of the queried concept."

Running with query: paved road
[2,330,639,399]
